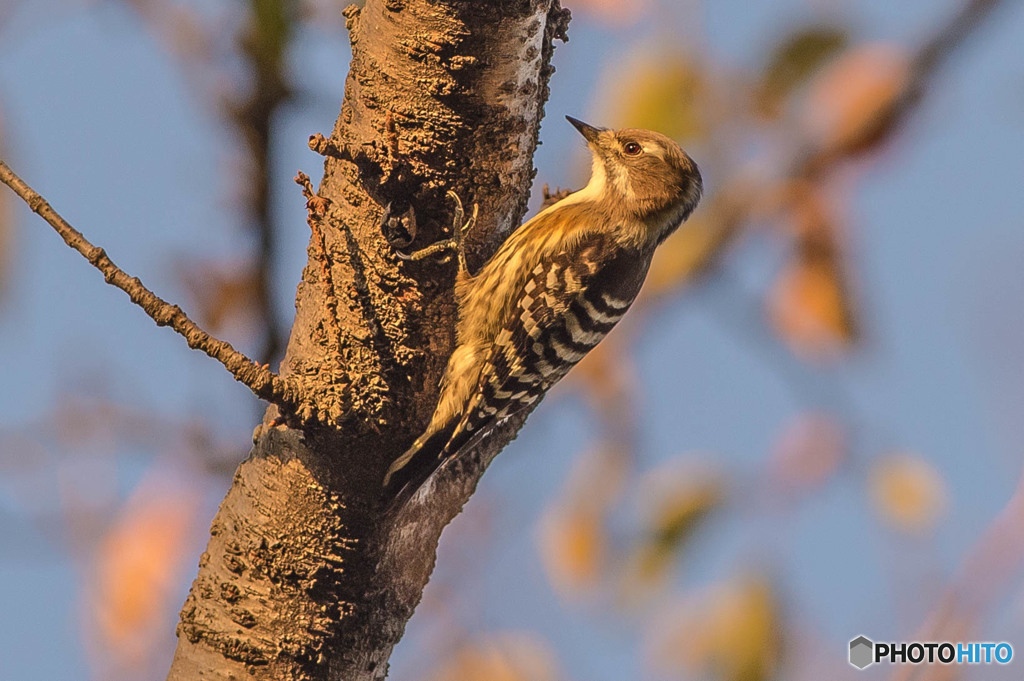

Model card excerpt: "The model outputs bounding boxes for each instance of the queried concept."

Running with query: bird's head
[566,116,702,235]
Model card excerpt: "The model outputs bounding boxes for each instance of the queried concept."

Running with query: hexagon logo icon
[849,636,874,669]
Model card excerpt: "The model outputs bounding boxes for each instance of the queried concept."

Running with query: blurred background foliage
[1,0,1024,680]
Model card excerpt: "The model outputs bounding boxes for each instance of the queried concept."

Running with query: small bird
[384,116,703,501]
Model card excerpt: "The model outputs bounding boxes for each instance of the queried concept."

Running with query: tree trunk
[167,1,570,679]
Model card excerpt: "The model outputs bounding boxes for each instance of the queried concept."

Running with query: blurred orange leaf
[430,633,561,681]
[571,0,651,26]
[870,453,948,533]
[176,259,260,332]
[767,180,859,360]
[537,443,634,599]
[538,502,606,598]
[803,43,911,155]
[646,576,782,681]
[84,469,201,676]
[768,257,854,360]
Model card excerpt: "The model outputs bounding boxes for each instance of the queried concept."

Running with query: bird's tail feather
[383,421,457,501]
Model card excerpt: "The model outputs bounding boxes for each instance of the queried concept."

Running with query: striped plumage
[384,117,702,500]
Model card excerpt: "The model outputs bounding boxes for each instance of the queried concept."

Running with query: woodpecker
[384,116,702,501]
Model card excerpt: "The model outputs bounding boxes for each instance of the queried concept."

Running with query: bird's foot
[394,191,478,273]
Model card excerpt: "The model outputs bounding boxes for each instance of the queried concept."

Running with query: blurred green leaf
[622,466,724,599]
[648,480,720,557]
[598,51,706,141]
[757,26,848,118]
[250,0,292,67]
[646,576,782,681]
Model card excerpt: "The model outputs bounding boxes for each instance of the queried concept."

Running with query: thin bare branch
[0,159,300,411]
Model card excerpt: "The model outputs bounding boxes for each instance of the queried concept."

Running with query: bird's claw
[393,191,478,273]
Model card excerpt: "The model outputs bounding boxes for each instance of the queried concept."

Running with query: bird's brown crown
[566,116,702,245]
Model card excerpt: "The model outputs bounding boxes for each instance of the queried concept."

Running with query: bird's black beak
[566,116,603,144]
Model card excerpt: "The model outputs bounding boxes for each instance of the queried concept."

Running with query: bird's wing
[440,236,649,458]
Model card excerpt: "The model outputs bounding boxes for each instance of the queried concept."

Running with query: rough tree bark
[167,1,570,679]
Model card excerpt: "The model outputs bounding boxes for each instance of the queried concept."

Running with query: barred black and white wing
[383,234,650,499]
[450,240,645,441]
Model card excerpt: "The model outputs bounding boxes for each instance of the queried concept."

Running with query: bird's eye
[623,142,643,156]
